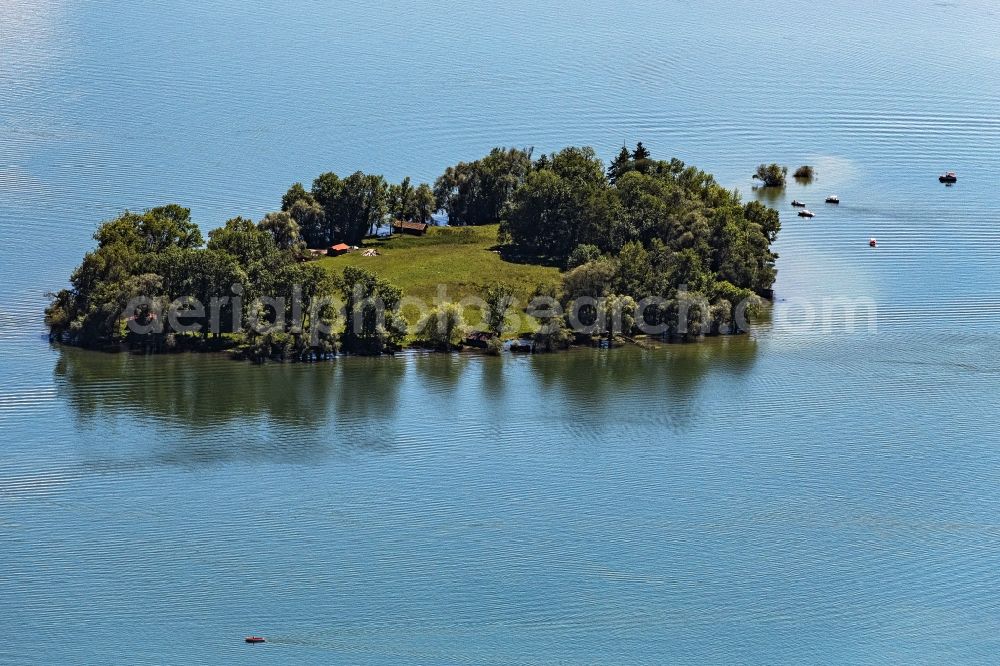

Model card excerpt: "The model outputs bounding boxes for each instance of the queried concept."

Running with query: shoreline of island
[45,143,780,362]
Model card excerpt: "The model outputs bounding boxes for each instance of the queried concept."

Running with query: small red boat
[245,636,266,644]
[869,238,877,247]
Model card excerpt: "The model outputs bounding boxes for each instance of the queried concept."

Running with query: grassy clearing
[316,225,560,333]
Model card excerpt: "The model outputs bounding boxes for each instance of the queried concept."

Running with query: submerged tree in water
[752,163,788,187]
[793,165,814,181]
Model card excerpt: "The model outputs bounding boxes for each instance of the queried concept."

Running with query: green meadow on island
[46,144,781,359]
[320,224,559,328]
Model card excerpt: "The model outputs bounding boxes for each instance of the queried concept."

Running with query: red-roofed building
[328,243,351,256]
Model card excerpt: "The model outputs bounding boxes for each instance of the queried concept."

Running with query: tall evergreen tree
[607,145,633,184]
[632,141,652,174]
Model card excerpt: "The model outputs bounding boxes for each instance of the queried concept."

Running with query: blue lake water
[2,0,1000,663]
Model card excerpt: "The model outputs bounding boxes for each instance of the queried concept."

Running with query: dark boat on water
[939,171,957,183]
[791,199,806,207]
[245,636,266,644]
[825,195,840,204]
[798,209,815,218]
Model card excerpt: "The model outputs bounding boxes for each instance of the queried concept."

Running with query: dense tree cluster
[495,144,778,339]
[45,206,407,359]
[432,148,533,226]
[282,172,435,248]
[429,143,780,343]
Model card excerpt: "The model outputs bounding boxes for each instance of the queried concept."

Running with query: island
[45,143,780,360]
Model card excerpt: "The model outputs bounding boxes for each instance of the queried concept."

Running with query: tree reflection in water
[54,338,758,465]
